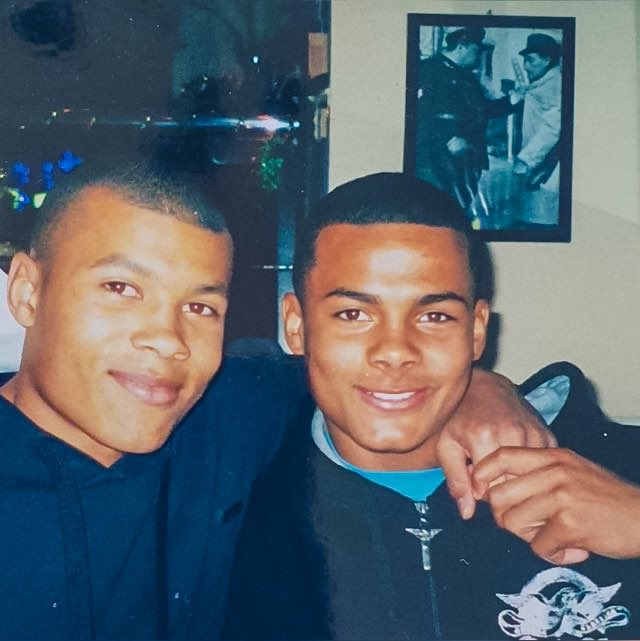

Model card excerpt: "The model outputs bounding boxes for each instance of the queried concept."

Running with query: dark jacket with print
[222,362,640,640]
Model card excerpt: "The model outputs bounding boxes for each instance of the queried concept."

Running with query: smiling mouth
[357,388,427,411]
[110,371,181,407]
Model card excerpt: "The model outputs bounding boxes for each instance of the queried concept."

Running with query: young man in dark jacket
[222,172,640,640]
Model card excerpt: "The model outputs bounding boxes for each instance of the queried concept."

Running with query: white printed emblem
[496,567,630,639]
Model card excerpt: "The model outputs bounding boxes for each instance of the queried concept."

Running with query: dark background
[0,0,330,346]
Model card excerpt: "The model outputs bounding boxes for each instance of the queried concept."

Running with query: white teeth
[371,391,415,401]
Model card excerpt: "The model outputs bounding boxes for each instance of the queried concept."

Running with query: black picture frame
[404,13,575,242]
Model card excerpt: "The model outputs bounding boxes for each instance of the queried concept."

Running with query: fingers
[464,430,519,500]
[483,475,590,565]
[549,548,590,565]
[472,447,573,500]
[487,479,555,536]
[437,436,476,519]
[497,498,590,565]
[463,421,524,466]
[530,521,591,565]
[438,367,562,516]
[480,454,592,564]
[479,450,640,562]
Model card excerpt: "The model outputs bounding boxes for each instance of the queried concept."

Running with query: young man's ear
[6,252,42,328]
[472,299,490,362]
[281,293,305,355]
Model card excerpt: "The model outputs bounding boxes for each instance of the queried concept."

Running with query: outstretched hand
[473,446,640,564]
[437,368,556,520]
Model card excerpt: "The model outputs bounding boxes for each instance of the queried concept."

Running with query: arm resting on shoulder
[473,361,640,564]
[438,366,557,519]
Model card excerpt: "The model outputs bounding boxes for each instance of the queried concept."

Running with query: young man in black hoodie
[0,168,307,640]
[223,172,640,640]
[0,166,559,640]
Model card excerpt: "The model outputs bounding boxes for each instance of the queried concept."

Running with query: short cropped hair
[292,172,493,303]
[29,163,229,262]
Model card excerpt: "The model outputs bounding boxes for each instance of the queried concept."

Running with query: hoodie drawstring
[36,440,94,641]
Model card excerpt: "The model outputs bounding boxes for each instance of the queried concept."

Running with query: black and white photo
[404,14,575,241]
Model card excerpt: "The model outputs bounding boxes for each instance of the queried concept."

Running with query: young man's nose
[130,309,190,360]
[368,322,420,369]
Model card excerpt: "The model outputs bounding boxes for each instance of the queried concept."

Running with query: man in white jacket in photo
[513,32,562,225]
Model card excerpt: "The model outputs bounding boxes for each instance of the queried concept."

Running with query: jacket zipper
[409,500,443,639]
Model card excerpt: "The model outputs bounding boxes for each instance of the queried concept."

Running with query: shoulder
[421,55,441,70]
[420,55,452,80]
[521,361,640,482]
[203,352,306,412]
[517,361,602,446]
[173,353,309,472]
[528,66,561,96]
[247,394,316,489]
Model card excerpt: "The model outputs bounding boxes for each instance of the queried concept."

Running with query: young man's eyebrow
[325,288,470,308]
[324,288,377,304]
[193,283,229,296]
[89,253,152,277]
[418,292,470,307]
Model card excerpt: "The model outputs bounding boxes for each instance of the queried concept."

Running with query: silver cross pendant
[405,501,442,571]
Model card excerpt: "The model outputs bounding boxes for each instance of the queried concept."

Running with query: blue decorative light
[3,150,83,212]
[41,161,55,191]
[12,162,31,186]
[57,150,83,173]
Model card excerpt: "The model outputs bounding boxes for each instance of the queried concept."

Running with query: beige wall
[330,0,640,420]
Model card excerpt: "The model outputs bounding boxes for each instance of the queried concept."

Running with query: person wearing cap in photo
[513,33,563,225]
[416,26,512,213]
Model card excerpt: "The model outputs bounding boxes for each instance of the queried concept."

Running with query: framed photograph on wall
[404,14,575,242]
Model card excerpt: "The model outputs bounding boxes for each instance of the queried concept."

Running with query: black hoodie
[0,354,306,640]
